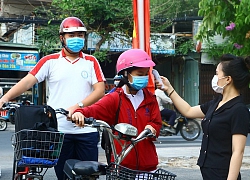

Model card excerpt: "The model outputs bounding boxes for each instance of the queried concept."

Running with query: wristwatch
[77,102,84,108]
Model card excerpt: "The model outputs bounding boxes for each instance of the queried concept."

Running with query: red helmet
[59,17,87,34]
[116,49,155,74]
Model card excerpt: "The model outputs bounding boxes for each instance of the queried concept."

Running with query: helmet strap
[121,71,137,93]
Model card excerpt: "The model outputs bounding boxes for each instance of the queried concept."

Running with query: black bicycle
[63,117,177,180]
[11,107,68,180]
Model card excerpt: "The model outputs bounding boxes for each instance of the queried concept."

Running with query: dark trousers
[54,132,99,180]
[200,167,241,180]
[160,108,176,126]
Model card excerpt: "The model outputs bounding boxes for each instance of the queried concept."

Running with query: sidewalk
[156,146,250,170]
[156,146,250,179]
[97,144,250,179]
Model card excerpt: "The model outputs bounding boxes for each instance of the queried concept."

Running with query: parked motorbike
[0,99,33,131]
[160,110,201,141]
[0,88,7,131]
[0,113,7,131]
[0,102,19,131]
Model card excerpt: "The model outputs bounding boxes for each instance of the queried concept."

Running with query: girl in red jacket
[71,49,162,171]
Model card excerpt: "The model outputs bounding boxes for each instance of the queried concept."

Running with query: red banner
[132,0,155,93]
[132,0,139,49]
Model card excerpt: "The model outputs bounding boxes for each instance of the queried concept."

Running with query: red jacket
[74,88,162,171]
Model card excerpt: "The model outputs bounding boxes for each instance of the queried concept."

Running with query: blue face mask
[66,37,85,53]
[129,74,149,90]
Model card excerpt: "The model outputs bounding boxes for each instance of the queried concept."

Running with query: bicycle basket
[106,163,176,180]
[12,129,64,167]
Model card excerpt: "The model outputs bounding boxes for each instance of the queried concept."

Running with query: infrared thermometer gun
[152,69,164,89]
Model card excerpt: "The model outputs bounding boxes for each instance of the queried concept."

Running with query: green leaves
[175,38,195,56]
[93,50,109,62]
[150,0,200,33]
[36,0,202,59]
[35,0,133,59]
[36,25,61,55]
[198,0,250,57]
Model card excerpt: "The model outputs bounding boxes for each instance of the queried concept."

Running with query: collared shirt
[198,95,249,169]
[29,50,106,134]
[122,86,144,111]
[74,87,162,171]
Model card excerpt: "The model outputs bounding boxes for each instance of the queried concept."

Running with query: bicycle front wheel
[180,119,201,141]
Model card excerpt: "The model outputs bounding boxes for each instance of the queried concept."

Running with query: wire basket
[12,129,64,167]
[106,163,176,180]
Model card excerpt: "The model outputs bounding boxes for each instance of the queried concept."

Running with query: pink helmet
[59,17,87,34]
[116,49,155,74]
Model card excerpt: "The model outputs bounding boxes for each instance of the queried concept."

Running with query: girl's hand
[67,104,80,119]
[145,125,156,136]
[71,112,85,127]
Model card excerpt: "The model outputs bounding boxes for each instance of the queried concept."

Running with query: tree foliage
[36,0,200,59]
[36,0,133,59]
[197,0,250,57]
[150,0,200,32]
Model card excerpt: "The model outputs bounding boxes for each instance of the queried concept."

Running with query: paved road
[1,122,250,180]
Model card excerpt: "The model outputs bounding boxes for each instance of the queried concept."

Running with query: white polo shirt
[30,50,106,134]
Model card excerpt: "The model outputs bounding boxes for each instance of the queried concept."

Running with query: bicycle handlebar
[1,102,20,110]
[55,108,69,116]
[135,128,155,140]
[69,114,154,139]
[54,109,111,130]
[83,118,155,164]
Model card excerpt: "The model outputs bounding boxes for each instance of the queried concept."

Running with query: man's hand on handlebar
[71,112,85,127]
[0,98,8,109]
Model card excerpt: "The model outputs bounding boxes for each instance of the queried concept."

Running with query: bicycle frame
[64,117,177,180]
[85,119,152,165]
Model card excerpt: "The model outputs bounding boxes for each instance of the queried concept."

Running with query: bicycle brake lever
[148,133,156,138]
[55,108,69,116]
[84,117,95,125]
[144,128,156,138]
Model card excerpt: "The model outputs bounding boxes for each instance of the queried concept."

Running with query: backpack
[14,105,57,132]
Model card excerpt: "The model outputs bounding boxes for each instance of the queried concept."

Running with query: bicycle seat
[64,159,107,178]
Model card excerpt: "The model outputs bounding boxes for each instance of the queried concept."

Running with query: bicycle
[11,107,68,180]
[63,117,177,180]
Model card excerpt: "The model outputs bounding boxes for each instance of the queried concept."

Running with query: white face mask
[211,75,227,94]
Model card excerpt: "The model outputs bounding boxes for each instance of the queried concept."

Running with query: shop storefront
[0,42,40,104]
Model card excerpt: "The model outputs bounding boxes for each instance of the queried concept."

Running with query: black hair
[118,66,138,76]
[220,54,250,90]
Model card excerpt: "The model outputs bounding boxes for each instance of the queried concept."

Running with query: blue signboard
[0,50,39,71]
[87,32,176,54]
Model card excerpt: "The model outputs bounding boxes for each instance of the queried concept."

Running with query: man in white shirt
[0,17,106,180]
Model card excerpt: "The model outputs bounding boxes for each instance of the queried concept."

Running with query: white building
[0,0,52,44]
